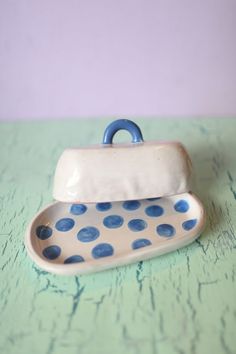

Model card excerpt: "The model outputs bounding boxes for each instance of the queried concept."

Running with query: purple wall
[0,0,236,120]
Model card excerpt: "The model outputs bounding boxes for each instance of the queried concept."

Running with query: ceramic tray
[25,192,205,275]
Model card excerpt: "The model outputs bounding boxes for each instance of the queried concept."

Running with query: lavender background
[0,0,236,120]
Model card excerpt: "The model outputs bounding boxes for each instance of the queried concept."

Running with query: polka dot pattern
[92,243,114,258]
[64,255,84,264]
[174,200,189,213]
[35,195,201,267]
[182,219,197,230]
[55,218,75,232]
[147,197,161,201]
[156,224,176,237]
[77,226,100,242]
[145,205,164,217]
[128,219,147,232]
[132,238,152,249]
[70,204,87,215]
[43,245,61,260]
[103,215,124,229]
[123,200,141,211]
[36,225,52,240]
[96,202,112,211]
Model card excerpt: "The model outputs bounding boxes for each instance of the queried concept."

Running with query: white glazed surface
[53,141,192,203]
[25,192,205,275]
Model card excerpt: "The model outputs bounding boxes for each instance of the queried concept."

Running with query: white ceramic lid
[53,119,192,203]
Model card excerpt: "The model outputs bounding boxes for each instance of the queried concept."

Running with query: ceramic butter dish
[25,119,205,275]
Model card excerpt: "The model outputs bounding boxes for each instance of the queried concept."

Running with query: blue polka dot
[128,219,147,232]
[156,224,175,237]
[96,202,112,211]
[55,218,75,232]
[70,204,87,215]
[103,215,124,229]
[36,225,52,240]
[42,245,61,260]
[132,238,152,249]
[77,226,100,242]
[182,219,197,230]
[123,200,141,211]
[147,197,161,201]
[64,255,84,264]
[92,243,114,259]
[145,205,164,217]
[174,200,189,213]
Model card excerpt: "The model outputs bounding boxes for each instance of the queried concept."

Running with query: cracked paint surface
[0,118,236,354]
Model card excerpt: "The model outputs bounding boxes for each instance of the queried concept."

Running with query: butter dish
[25,119,205,275]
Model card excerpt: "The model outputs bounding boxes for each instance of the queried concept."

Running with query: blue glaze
[70,204,87,215]
[128,219,147,232]
[36,225,52,240]
[55,218,75,232]
[42,245,61,260]
[123,200,141,211]
[156,224,176,237]
[145,205,164,217]
[132,238,152,249]
[64,255,84,264]
[182,219,197,230]
[77,226,100,242]
[174,200,189,213]
[102,119,144,145]
[96,202,112,211]
[103,215,124,229]
[147,197,161,201]
[92,243,114,259]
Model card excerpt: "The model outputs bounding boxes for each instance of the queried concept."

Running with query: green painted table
[0,118,236,354]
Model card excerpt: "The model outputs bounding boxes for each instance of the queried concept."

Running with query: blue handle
[102,119,144,145]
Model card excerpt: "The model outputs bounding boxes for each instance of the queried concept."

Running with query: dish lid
[53,119,192,203]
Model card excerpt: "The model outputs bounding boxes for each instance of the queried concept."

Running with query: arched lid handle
[102,119,144,145]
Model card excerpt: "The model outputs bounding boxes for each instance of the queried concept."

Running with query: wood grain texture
[0,118,236,354]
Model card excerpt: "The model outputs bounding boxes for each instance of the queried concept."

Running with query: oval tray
[25,192,205,275]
